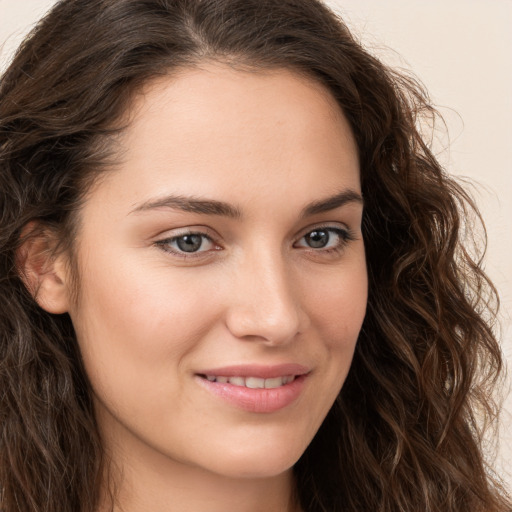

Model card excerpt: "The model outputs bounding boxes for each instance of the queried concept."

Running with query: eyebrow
[130,195,243,219]
[129,189,363,219]
[300,189,363,217]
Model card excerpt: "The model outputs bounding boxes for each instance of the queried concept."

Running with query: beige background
[1,0,511,484]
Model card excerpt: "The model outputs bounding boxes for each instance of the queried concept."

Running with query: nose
[224,250,309,346]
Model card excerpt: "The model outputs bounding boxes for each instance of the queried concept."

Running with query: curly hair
[0,0,510,511]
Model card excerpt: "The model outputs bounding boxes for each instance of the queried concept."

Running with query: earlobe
[16,222,70,314]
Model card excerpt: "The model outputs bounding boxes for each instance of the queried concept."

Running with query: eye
[294,227,353,251]
[156,232,217,255]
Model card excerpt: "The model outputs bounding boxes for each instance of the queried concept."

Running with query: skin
[36,64,368,511]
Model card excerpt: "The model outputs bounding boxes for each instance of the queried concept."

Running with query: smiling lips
[196,364,309,413]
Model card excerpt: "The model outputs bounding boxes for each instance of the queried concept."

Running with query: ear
[16,222,71,314]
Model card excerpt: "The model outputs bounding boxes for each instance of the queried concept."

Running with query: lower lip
[195,374,307,413]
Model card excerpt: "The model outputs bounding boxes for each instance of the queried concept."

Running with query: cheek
[305,256,368,388]
[305,260,368,348]
[73,249,213,338]
[310,261,367,392]
[68,253,220,401]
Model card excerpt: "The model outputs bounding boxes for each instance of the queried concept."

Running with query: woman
[0,0,510,511]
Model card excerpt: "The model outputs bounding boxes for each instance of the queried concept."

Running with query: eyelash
[154,231,219,259]
[155,226,355,260]
[294,227,355,254]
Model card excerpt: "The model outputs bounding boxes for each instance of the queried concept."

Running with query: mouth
[194,364,309,413]
[199,374,296,389]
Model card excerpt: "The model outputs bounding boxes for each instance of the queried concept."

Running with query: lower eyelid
[154,226,355,255]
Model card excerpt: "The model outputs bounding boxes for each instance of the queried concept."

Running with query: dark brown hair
[0,0,510,511]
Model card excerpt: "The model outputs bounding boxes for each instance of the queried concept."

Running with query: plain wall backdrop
[1,0,511,485]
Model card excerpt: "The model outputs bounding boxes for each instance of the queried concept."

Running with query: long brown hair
[0,0,510,511]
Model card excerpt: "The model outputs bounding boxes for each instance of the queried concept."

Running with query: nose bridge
[226,244,306,344]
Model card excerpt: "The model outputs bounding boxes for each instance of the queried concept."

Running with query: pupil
[177,234,202,252]
[307,230,329,248]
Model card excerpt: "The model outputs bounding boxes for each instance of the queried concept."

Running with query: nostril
[225,303,305,345]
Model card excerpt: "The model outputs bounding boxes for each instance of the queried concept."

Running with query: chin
[200,441,305,480]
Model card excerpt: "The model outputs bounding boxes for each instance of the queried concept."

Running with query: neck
[102,464,298,512]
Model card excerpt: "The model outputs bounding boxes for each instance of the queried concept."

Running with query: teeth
[245,377,265,389]
[229,376,245,387]
[203,375,296,388]
[264,376,283,389]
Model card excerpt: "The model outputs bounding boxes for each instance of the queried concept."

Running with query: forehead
[83,63,360,219]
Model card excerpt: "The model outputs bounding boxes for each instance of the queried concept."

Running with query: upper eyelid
[160,231,217,247]
[154,222,352,241]
[154,225,218,241]
[298,225,348,235]
[295,222,350,238]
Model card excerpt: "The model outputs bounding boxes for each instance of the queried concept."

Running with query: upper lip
[196,363,310,379]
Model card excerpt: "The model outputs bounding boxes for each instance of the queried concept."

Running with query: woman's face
[65,64,367,479]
